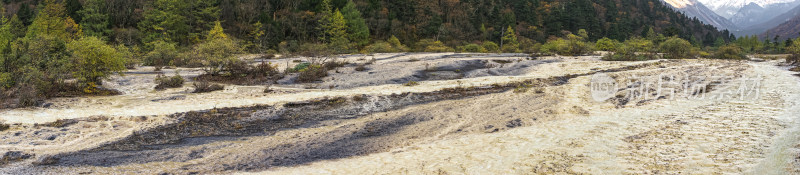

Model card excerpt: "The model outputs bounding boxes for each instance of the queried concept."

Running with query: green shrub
[602,44,656,61]
[67,36,127,85]
[154,73,184,90]
[143,40,179,69]
[365,41,396,53]
[461,44,487,53]
[482,41,499,53]
[712,45,748,60]
[659,37,694,59]
[387,35,409,52]
[595,37,620,52]
[191,37,243,75]
[296,64,328,83]
[404,81,419,86]
[423,40,455,52]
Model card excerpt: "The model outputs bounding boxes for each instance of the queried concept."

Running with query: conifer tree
[501,26,519,53]
[341,0,369,47]
[78,0,111,39]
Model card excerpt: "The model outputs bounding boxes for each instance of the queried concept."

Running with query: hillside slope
[663,0,738,30]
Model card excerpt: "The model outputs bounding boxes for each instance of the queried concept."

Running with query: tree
[501,26,519,53]
[7,15,26,39]
[185,0,220,44]
[67,36,126,86]
[659,37,693,59]
[191,21,242,75]
[341,0,369,47]
[138,0,189,47]
[247,21,267,53]
[143,40,179,69]
[65,0,83,23]
[327,10,351,53]
[78,0,111,39]
[206,21,227,40]
[26,0,81,41]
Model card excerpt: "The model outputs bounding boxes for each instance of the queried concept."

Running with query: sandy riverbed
[1,53,799,174]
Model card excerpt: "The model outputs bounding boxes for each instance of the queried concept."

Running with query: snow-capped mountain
[698,0,799,18]
[662,0,738,30]
[729,1,800,28]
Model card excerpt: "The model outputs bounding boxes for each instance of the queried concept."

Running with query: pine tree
[7,15,26,39]
[501,26,519,53]
[328,9,351,53]
[16,3,33,26]
[26,0,81,41]
[78,0,111,39]
[341,0,369,47]
[186,0,220,44]
[138,0,190,47]
[65,0,82,23]
[206,21,227,40]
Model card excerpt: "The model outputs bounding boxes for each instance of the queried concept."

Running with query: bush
[595,37,620,52]
[365,41,396,53]
[143,40,179,69]
[602,44,656,61]
[713,45,748,60]
[296,64,329,83]
[424,41,455,52]
[659,37,694,59]
[192,81,224,93]
[67,36,127,85]
[482,41,500,53]
[387,35,408,52]
[461,44,487,53]
[154,73,184,90]
[190,37,243,75]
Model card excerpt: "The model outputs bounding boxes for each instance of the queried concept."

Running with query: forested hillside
[0,0,733,51]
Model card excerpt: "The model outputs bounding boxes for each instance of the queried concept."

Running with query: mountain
[761,14,800,40]
[729,1,800,29]
[741,3,800,37]
[662,0,738,30]
[698,0,799,18]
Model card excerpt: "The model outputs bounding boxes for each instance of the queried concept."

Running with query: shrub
[421,40,455,52]
[462,44,487,53]
[143,40,179,69]
[625,37,655,53]
[365,41,395,53]
[387,35,408,52]
[659,37,694,59]
[154,73,184,90]
[192,81,224,93]
[713,45,748,60]
[482,41,500,53]
[67,36,127,85]
[191,37,243,75]
[595,37,620,52]
[540,38,568,55]
[602,44,656,61]
[404,81,420,86]
[296,64,328,83]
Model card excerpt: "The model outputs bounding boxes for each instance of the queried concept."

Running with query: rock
[1,151,33,165]
[32,156,59,166]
